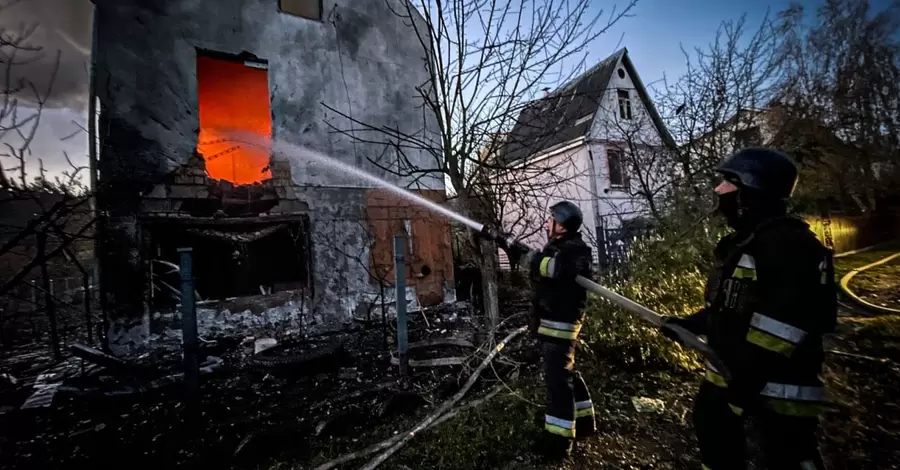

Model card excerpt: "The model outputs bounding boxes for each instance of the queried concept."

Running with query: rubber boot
[576,415,597,439]
[533,432,572,462]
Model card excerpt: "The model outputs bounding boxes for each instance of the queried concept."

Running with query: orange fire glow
[196,55,273,185]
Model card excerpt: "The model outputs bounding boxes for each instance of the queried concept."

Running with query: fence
[805,211,900,254]
[0,273,100,356]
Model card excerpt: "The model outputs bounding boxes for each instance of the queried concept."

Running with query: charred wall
[94,0,447,353]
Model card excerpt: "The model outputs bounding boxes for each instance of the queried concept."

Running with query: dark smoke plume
[0,0,93,111]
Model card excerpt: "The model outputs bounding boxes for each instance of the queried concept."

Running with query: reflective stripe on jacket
[530,232,592,341]
[702,216,837,416]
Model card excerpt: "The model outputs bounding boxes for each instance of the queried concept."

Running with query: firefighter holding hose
[495,201,595,460]
[660,147,837,469]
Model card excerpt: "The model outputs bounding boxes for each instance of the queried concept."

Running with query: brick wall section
[365,189,454,306]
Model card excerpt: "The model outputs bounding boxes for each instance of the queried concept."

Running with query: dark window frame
[617,89,633,120]
[606,148,629,189]
[279,0,323,21]
[734,126,762,149]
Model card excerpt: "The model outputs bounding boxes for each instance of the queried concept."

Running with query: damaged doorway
[195,50,273,185]
[146,217,312,309]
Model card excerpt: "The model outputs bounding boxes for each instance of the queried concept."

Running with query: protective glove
[479,225,516,250]
[658,316,696,346]
[659,307,710,343]
[505,240,536,269]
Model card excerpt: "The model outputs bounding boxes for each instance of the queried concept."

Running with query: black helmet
[716,147,799,199]
[550,201,583,232]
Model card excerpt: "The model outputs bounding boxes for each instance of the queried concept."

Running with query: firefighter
[660,147,837,470]
[503,201,595,460]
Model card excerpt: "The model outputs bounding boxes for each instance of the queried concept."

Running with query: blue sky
[594,0,892,89]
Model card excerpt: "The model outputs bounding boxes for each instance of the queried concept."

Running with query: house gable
[500,48,675,166]
[500,50,625,165]
[588,51,675,149]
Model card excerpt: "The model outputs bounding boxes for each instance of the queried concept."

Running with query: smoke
[0,0,93,111]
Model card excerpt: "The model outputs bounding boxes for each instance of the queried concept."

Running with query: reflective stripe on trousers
[575,399,594,418]
[703,362,827,417]
[544,415,575,438]
[537,319,581,340]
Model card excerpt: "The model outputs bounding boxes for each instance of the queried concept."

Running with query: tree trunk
[457,190,500,332]
[477,238,500,331]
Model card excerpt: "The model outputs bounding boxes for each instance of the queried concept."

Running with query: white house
[492,48,676,268]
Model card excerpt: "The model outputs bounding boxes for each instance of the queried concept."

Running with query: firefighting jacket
[529,232,593,341]
[692,216,837,416]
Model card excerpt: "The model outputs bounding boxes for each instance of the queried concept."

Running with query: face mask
[715,191,742,228]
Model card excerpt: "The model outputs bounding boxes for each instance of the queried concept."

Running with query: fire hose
[478,224,731,380]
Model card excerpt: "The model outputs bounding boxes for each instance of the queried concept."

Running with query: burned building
[94,0,453,354]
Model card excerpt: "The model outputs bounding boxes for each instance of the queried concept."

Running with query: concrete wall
[94,0,449,350]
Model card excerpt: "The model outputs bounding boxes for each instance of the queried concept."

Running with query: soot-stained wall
[94,0,448,344]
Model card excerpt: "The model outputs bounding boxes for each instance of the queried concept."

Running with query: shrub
[581,221,727,372]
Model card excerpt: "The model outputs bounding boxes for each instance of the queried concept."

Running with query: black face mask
[715,191,742,229]
[716,188,787,231]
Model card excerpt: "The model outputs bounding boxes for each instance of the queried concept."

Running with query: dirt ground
[847,256,900,310]
[299,308,900,470]
[2,302,900,469]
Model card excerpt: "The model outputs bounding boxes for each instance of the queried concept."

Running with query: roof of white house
[500,48,675,164]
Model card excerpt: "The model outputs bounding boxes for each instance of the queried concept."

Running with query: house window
[607,149,628,189]
[195,52,273,185]
[147,219,312,309]
[617,89,633,120]
[280,0,321,20]
[734,126,762,149]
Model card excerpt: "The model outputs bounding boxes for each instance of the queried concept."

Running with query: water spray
[224,130,729,379]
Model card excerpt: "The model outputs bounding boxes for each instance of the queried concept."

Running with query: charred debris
[0,296,535,469]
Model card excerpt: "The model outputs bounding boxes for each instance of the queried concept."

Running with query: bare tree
[0,3,100,354]
[770,0,900,213]
[655,13,784,190]
[323,0,636,329]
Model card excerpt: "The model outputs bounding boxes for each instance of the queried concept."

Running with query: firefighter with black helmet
[501,200,595,459]
[660,147,837,469]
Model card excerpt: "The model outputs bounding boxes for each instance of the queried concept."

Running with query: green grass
[834,240,900,280]
[847,257,900,310]
[391,382,543,469]
[840,314,900,337]
[296,377,544,470]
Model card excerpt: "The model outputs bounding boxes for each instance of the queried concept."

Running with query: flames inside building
[196,52,273,185]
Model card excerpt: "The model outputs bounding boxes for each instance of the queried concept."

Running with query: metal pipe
[178,248,199,400]
[393,234,409,376]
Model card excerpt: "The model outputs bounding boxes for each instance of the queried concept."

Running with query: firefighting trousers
[693,381,825,470]
[541,340,595,440]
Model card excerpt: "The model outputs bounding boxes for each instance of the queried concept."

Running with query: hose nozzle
[478,224,516,250]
